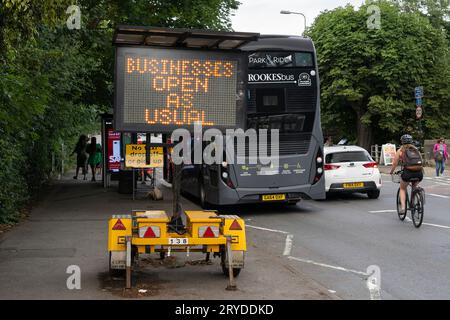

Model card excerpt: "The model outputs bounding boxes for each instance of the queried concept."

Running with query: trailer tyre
[220,249,242,277]
[221,265,241,278]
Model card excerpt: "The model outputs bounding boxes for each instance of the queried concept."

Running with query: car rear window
[325,151,372,163]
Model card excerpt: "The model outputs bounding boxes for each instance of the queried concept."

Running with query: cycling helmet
[400,134,413,145]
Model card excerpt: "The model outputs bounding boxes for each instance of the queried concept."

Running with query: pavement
[1,167,450,299]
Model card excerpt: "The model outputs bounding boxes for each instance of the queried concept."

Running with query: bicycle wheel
[411,189,424,228]
[396,188,407,221]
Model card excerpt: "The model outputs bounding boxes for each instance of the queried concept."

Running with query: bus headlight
[316,157,323,164]
[317,167,323,174]
[222,172,228,179]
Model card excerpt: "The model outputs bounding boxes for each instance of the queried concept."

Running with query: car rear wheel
[367,189,380,199]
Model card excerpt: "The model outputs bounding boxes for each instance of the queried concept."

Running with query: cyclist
[389,134,424,214]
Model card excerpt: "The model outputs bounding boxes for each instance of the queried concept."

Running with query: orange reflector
[229,219,242,230]
[112,219,126,230]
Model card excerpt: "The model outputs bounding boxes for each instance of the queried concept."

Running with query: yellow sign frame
[125,144,163,168]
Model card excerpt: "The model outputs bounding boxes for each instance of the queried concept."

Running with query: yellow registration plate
[262,194,286,201]
[343,182,364,188]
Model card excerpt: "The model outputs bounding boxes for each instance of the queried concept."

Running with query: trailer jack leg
[225,237,237,291]
[125,236,132,289]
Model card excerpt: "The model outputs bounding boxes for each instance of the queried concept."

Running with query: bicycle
[392,170,425,228]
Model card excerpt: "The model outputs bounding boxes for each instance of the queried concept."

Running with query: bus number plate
[168,238,188,245]
[262,194,286,201]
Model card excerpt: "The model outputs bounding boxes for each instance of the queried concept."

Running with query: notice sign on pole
[125,144,163,168]
[381,143,396,165]
[114,47,246,132]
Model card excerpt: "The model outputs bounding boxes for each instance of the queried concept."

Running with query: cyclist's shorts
[401,169,423,183]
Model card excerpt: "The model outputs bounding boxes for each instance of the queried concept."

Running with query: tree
[0,0,241,223]
[308,0,450,150]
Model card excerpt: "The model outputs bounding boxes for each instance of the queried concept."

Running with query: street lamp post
[280,10,307,36]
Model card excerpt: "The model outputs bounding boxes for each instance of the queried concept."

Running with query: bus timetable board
[114,47,247,132]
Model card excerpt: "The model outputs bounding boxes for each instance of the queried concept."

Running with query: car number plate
[262,194,286,201]
[343,182,364,188]
[168,238,188,245]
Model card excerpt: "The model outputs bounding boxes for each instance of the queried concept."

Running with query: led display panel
[115,47,247,132]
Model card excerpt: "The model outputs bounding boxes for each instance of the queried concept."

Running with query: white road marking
[246,224,289,234]
[283,234,294,256]
[287,256,368,277]
[422,222,450,229]
[429,193,450,199]
[247,224,294,256]
[405,217,450,229]
[369,209,397,213]
[431,182,450,186]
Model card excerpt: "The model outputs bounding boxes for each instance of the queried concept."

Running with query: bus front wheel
[199,179,208,209]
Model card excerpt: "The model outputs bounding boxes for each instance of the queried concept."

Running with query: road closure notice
[125,144,163,168]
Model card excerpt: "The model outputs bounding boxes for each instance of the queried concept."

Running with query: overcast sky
[231,0,366,35]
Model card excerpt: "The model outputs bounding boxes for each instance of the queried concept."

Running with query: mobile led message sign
[114,47,247,132]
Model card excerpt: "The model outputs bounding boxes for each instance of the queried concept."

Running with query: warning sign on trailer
[114,47,247,132]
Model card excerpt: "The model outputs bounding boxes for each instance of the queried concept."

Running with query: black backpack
[402,146,423,171]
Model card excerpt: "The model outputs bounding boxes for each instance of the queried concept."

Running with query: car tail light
[198,226,219,238]
[139,226,160,238]
[324,164,341,170]
[363,162,378,168]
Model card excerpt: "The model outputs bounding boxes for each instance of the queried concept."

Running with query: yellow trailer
[108,210,246,290]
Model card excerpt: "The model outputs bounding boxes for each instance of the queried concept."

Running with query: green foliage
[308,0,450,149]
[0,0,239,222]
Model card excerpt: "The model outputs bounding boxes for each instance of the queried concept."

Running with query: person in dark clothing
[71,135,88,180]
[86,137,102,181]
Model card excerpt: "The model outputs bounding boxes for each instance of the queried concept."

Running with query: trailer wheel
[221,265,241,278]
[220,249,241,277]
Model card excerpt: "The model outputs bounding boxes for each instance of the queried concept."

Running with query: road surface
[0,172,449,299]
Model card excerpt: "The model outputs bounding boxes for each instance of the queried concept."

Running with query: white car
[324,145,382,199]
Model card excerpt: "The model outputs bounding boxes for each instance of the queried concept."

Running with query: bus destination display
[115,47,244,132]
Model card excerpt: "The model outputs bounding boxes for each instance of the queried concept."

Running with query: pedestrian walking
[71,135,88,180]
[433,138,448,177]
[86,137,102,181]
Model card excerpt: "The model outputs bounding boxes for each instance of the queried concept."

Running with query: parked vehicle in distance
[324,145,381,199]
